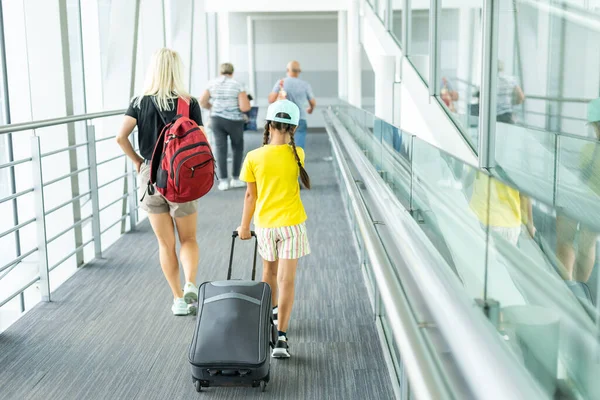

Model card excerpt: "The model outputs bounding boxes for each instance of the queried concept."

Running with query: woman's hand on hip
[237,226,252,240]
[134,157,144,173]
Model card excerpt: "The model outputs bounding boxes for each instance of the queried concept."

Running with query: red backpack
[147,98,215,203]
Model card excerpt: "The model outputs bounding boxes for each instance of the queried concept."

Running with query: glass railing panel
[494,123,557,206]
[484,171,600,399]
[439,3,482,151]
[411,137,488,301]
[556,135,600,227]
[377,0,388,23]
[391,2,402,46]
[380,124,413,209]
[408,7,430,84]
[334,99,600,399]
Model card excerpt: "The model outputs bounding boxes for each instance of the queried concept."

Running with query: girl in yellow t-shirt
[236,100,311,359]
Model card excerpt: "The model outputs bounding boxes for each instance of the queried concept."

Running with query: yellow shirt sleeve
[239,154,255,182]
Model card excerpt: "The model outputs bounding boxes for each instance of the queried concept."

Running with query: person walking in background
[469,172,535,246]
[496,60,525,124]
[268,61,316,149]
[200,63,251,191]
[116,48,202,316]
[237,100,311,359]
[556,98,600,284]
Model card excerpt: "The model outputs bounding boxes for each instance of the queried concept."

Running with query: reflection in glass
[391,2,402,45]
[408,7,430,83]
[438,4,482,148]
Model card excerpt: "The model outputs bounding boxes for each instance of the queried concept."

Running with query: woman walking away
[116,48,202,316]
[200,63,251,191]
[237,100,311,359]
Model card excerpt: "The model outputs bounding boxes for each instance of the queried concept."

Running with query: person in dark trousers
[116,48,202,316]
[200,63,251,191]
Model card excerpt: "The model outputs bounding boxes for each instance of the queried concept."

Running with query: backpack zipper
[190,159,214,178]
[169,142,210,178]
[175,152,213,186]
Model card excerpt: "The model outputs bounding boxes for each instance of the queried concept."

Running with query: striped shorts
[256,223,311,262]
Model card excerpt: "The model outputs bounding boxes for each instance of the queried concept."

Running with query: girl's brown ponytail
[289,132,311,189]
[269,112,311,189]
[263,121,270,145]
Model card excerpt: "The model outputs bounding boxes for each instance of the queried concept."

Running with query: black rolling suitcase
[189,231,277,393]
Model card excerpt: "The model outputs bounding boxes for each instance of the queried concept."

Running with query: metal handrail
[328,107,547,399]
[326,113,451,400]
[0,188,34,205]
[525,95,594,104]
[0,109,125,135]
[0,109,140,315]
[0,157,32,170]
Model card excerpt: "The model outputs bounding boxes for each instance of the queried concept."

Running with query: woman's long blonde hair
[135,48,190,111]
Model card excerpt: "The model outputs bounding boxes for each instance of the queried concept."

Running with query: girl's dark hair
[263,112,311,189]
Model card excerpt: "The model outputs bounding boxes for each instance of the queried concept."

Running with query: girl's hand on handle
[237,226,252,240]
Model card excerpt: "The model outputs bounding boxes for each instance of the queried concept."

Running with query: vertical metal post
[478,0,500,168]
[385,0,393,30]
[0,1,23,270]
[161,0,167,47]
[188,0,195,92]
[428,0,441,97]
[77,0,88,114]
[409,137,415,212]
[121,0,141,233]
[552,134,560,206]
[247,16,256,100]
[402,0,410,54]
[86,124,102,259]
[59,0,85,267]
[31,136,50,302]
[127,135,138,231]
[19,293,25,312]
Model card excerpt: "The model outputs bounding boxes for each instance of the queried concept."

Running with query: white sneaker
[218,181,230,191]
[230,179,246,189]
[171,298,189,316]
[183,282,198,304]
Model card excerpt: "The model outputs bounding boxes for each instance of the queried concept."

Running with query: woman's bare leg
[174,212,199,284]
[148,212,181,298]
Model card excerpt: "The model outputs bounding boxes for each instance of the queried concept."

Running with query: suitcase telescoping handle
[228,231,258,281]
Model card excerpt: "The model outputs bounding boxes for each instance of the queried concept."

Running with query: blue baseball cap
[266,100,300,126]
[588,98,600,123]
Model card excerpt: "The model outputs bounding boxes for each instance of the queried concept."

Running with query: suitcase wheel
[194,380,202,393]
[260,381,267,392]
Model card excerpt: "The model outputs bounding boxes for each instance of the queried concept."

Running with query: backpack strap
[177,98,190,118]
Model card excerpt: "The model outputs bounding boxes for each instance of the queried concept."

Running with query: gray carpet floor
[0,132,395,400]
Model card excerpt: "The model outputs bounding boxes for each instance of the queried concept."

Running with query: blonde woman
[116,48,202,316]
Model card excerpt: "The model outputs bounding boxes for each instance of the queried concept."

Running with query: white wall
[205,0,345,12]
[217,12,375,128]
